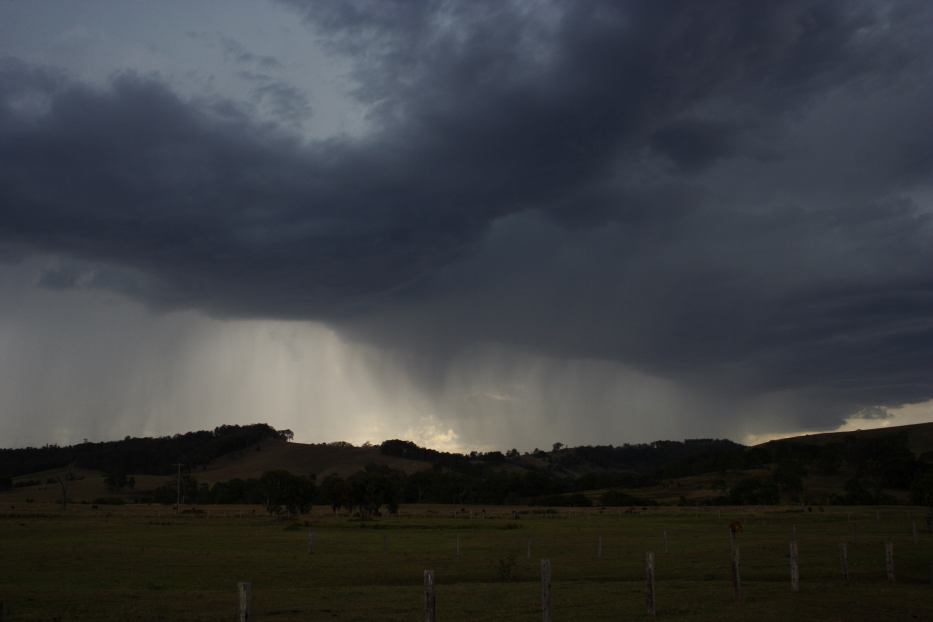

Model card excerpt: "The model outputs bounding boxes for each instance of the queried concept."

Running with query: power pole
[173,463,183,513]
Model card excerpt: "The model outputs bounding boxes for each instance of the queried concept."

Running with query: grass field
[1,504,931,621]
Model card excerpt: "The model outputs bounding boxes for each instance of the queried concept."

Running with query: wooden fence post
[789,540,800,592]
[383,533,388,553]
[308,528,314,554]
[852,521,858,544]
[885,542,895,583]
[238,582,252,622]
[424,570,436,622]
[541,559,552,622]
[731,545,742,601]
[456,535,461,558]
[840,543,849,583]
[645,551,657,616]
[913,520,919,545]
[663,530,669,554]
[527,537,532,560]
[597,535,603,558]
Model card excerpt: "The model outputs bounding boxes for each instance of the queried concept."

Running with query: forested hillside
[3,422,933,509]
[0,424,289,478]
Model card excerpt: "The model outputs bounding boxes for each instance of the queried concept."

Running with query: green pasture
[0,505,931,621]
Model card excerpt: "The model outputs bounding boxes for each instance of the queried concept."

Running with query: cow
[729,520,744,536]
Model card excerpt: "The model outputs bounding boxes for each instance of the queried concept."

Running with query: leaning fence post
[731,545,742,601]
[423,570,436,622]
[541,559,552,622]
[645,551,657,616]
[840,543,849,583]
[238,582,252,622]
[789,539,800,592]
[885,542,895,583]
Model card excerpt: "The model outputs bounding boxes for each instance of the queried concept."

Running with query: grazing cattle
[729,520,744,536]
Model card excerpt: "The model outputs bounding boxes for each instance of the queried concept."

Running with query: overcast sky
[2,0,933,451]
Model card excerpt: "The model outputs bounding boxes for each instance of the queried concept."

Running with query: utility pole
[173,463,183,513]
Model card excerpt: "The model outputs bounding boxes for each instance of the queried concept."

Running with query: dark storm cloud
[649,120,740,173]
[856,406,894,420]
[2,0,933,430]
[187,31,283,70]
[36,265,80,290]
[237,70,313,126]
[218,35,283,70]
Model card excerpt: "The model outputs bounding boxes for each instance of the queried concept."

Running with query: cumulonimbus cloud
[2,0,933,434]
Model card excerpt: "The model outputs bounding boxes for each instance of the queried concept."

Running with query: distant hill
[759,421,933,456]
[2,421,932,508]
[195,439,431,483]
[0,423,291,478]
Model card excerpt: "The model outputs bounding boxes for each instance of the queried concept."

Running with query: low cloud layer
[1,1,933,446]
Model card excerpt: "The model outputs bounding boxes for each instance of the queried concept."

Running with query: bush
[496,554,517,581]
[727,478,780,505]
[530,493,593,507]
[92,497,126,505]
[599,489,656,506]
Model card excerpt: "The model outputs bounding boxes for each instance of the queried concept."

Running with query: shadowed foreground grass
[1,504,931,620]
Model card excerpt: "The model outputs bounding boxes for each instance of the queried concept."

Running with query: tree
[55,463,75,511]
[346,465,403,519]
[105,469,132,491]
[910,471,933,506]
[55,476,68,511]
[319,473,347,514]
[260,470,315,516]
[552,442,564,452]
